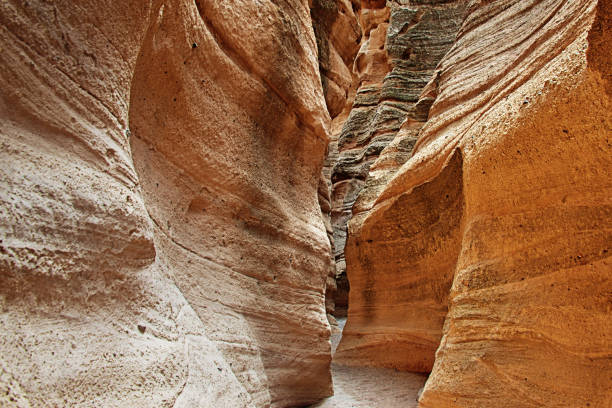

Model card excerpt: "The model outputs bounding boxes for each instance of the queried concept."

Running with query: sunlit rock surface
[0,1,339,406]
[339,0,611,406]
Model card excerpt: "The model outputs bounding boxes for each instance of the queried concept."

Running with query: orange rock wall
[339,0,611,406]
[336,150,464,371]
[419,1,612,405]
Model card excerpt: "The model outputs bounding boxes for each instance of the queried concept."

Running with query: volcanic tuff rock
[330,0,467,316]
[340,0,612,406]
[2,0,610,406]
[311,0,362,319]
[0,0,341,406]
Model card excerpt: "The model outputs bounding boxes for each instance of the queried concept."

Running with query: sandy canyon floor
[311,319,428,408]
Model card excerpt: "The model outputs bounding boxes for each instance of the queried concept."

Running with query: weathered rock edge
[0,1,340,407]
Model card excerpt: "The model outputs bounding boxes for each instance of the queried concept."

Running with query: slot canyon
[0,0,610,407]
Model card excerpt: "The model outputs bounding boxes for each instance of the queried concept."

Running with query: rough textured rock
[312,0,362,120]
[2,0,610,406]
[330,0,466,317]
[311,0,362,319]
[333,0,467,342]
[335,150,464,371]
[0,0,338,406]
[339,0,612,406]
[418,1,612,406]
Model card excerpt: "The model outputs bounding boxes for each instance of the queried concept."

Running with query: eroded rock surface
[418,1,612,405]
[0,1,339,406]
[1,0,610,406]
[340,0,611,406]
[330,0,466,316]
[333,0,467,361]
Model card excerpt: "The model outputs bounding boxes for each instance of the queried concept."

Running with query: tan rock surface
[0,0,338,406]
[340,0,611,406]
[0,1,253,406]
[330,0,467,318]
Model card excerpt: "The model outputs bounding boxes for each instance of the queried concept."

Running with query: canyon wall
[1,0,609,406]
[311,0,362,319]
[339,0,612,406]
[0,1,344,406]
[330,0,466,316]
[419,0,612,405]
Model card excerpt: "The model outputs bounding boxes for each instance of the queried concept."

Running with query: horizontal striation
[346,0,611,406]
[333,0,467,357]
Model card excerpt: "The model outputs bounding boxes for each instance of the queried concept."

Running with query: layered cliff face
[330,0,467,316]
[0,1,341,406]
[339,0,611,406]
[310,0,362,319]
[1,0,610,406]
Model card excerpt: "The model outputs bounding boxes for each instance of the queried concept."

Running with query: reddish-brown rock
[339,0,611,406]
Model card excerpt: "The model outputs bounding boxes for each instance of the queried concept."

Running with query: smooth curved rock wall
[339,0,611,406]
[335,151,464,371]
[0,1,338,406]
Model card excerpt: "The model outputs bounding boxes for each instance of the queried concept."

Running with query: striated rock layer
[311,0,362,319]
[340,0,612,406]
[333,0,467,363]
[0,0,340,406]
[330,0,466,316]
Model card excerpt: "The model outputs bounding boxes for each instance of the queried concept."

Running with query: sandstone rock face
[311,0,362,319]
[418,1,612,406]
[330,0,466,317]
[312,0,362,120]
[339,0,611,406]
[0,1,338,406]
[2,0,610,406]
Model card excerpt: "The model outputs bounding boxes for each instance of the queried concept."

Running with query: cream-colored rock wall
[129,1,333,406]
[0,1,252,406]
[0,0,337,406]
